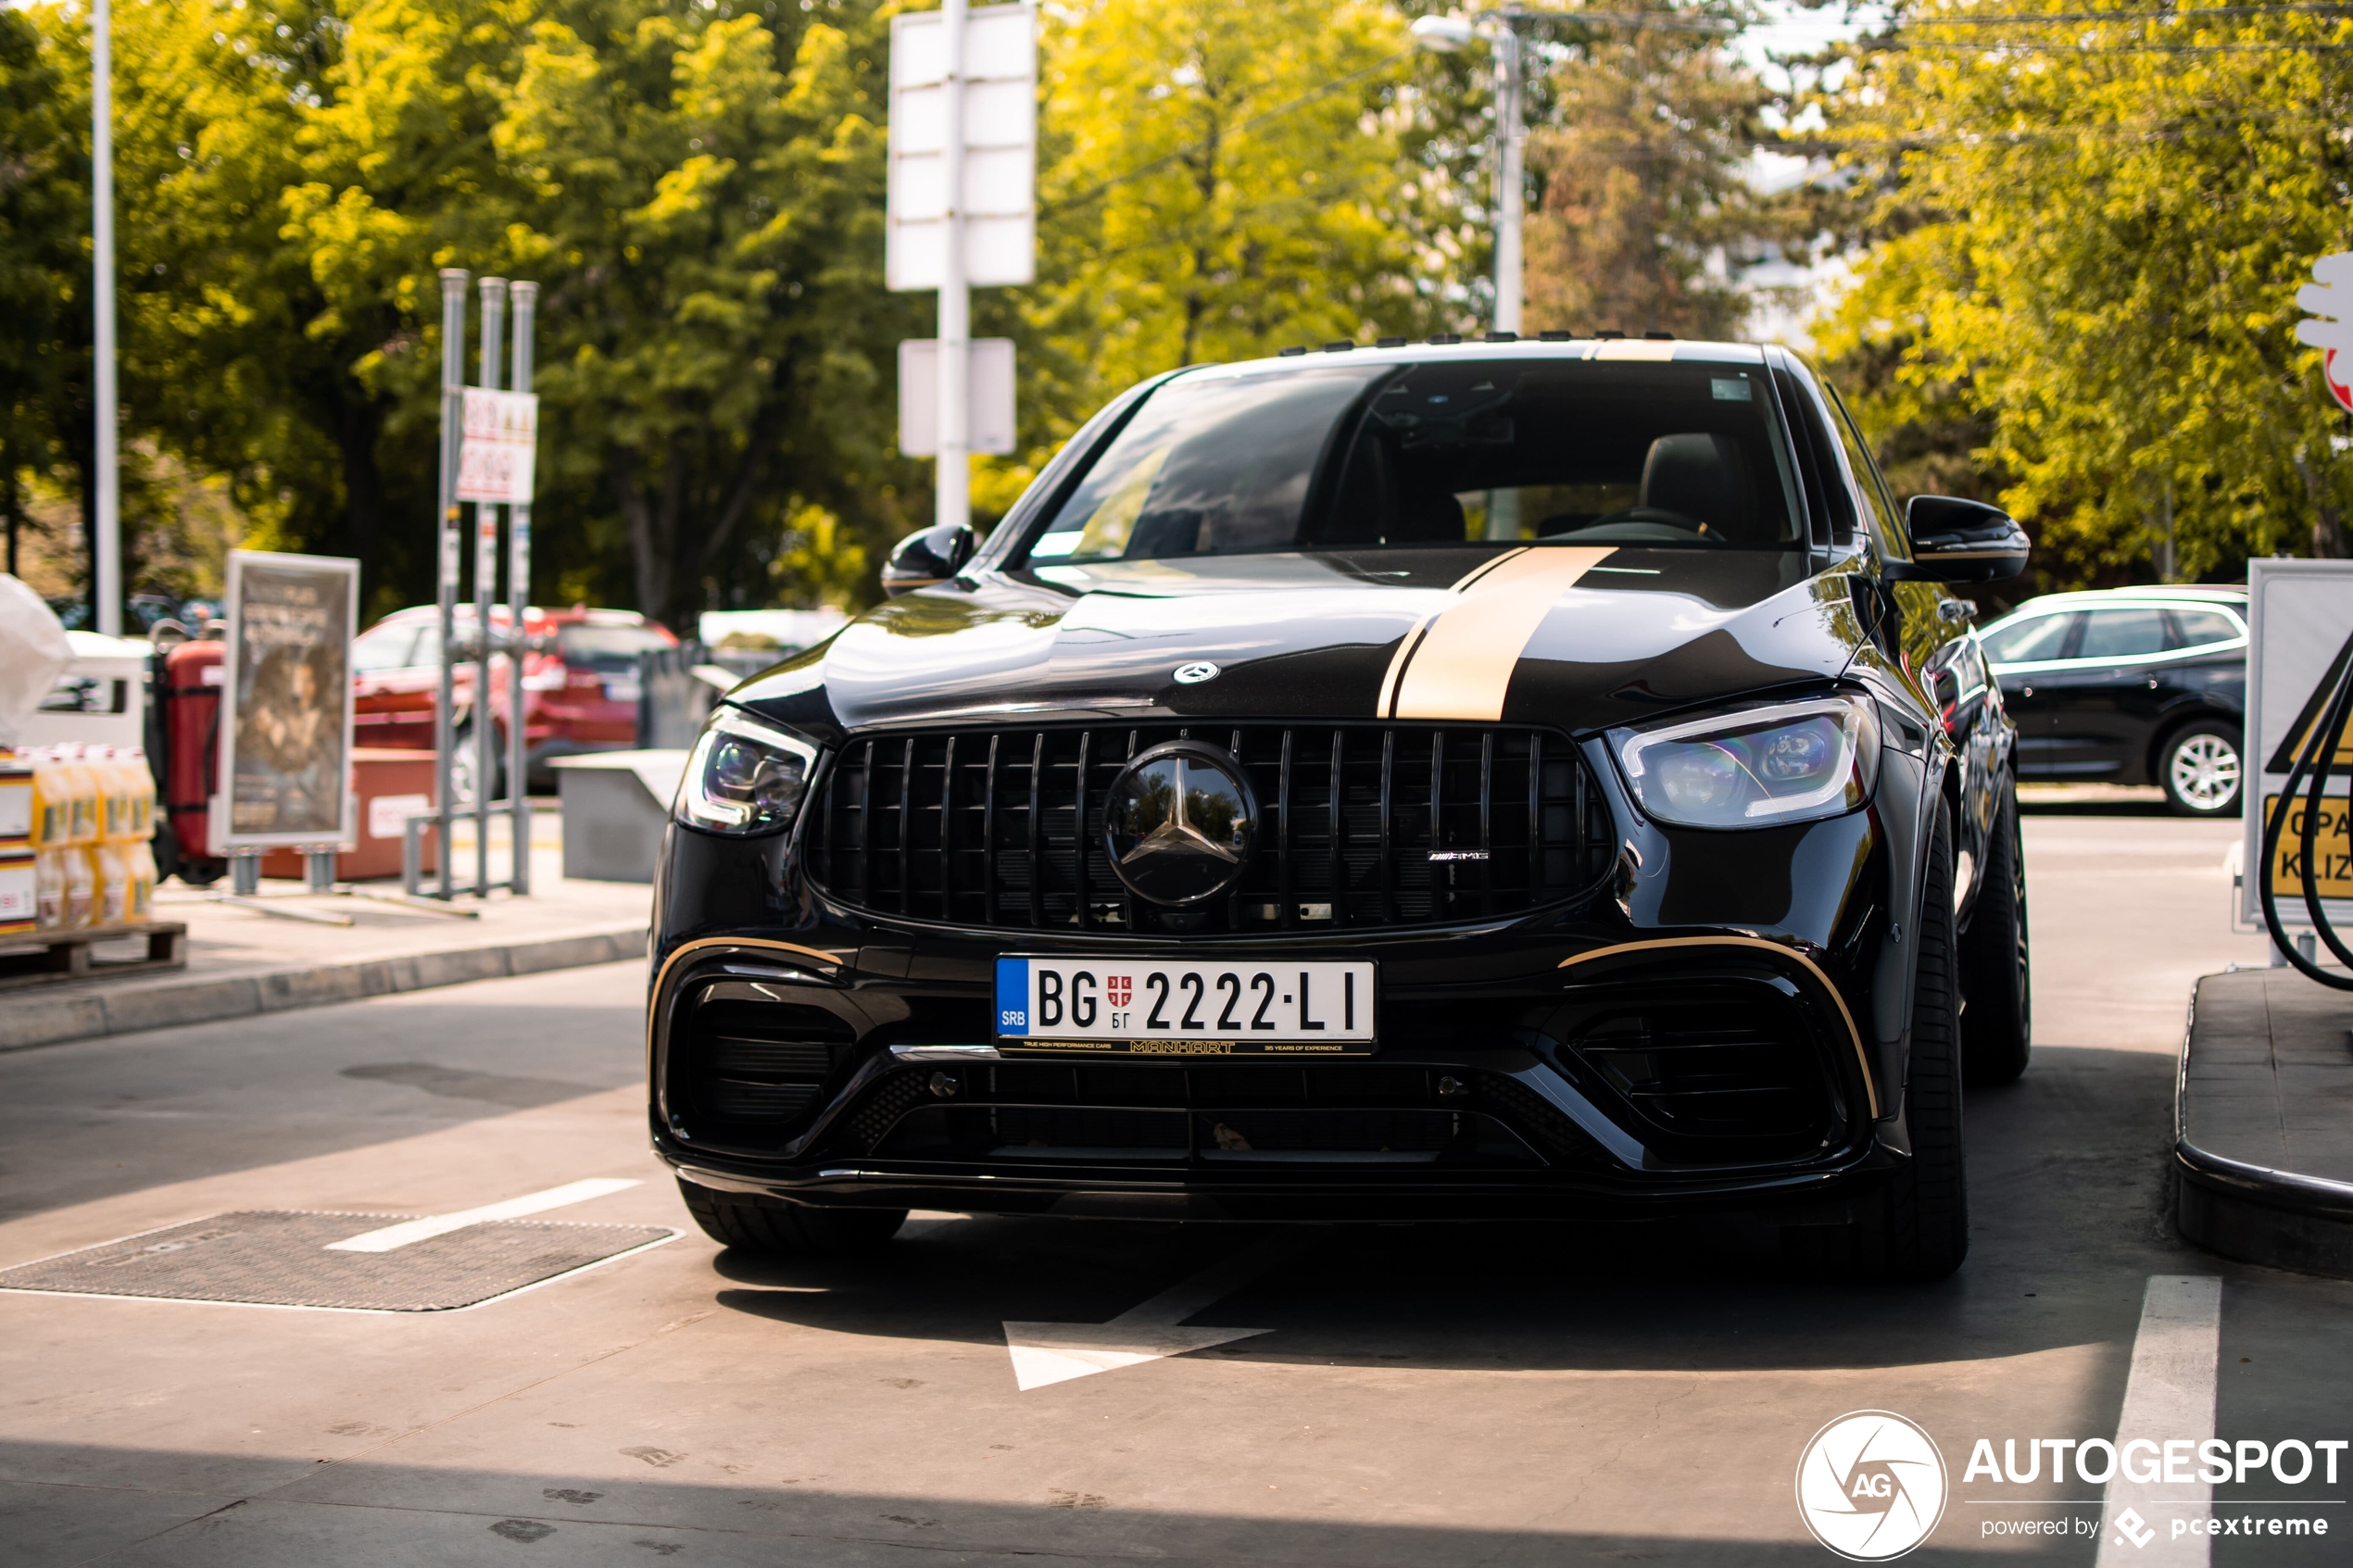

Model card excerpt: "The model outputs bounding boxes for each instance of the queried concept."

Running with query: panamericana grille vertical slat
[812,723,1611,934]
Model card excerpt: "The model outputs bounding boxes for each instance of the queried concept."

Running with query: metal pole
[507,280,536,897]
[91,0,120,635]
[1493,21,1524,338]
[474,277,507,900]
[1485,19,1526,543]
[434,269,469,899]
[935,0,970,535]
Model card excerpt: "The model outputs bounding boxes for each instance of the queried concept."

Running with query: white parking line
[324,1178,641,1253]
[2095,1274,2221,1565]
[1002,1234,1297,1391]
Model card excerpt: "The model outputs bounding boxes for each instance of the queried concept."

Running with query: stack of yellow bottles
[16,744,157,933]
[0,753,30,937]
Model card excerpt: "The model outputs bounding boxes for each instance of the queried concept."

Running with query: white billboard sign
[454,388,540,505]
[2240,558,2353,930]
[899,337,1016,456]
[887,3,1037,291]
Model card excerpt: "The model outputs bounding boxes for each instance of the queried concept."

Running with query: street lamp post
[1414,9,1533,538]
[91,0,120,635]
[1410,9,1532,341]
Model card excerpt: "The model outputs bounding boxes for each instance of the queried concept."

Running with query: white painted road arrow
[1003,1236,1296,1391]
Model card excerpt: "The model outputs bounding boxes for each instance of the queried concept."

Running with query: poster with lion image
[220,550,358,847]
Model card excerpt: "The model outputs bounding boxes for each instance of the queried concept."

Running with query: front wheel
[1786,802,1970,1283]
[2160,721,2242,817]
[448,721,508,807]
[1961,783,2032,1086]
[677,1179,907,1257]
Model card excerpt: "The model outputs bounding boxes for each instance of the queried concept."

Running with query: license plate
[995,958,1376,1056]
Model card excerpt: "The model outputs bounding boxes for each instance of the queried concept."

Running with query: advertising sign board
[454,388,539,506]
[218,549,359,849]
[2240,558,2353,930]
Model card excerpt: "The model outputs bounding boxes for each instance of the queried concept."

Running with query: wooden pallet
[0,922,189,992]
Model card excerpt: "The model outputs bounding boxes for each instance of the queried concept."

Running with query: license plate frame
[994,956,1378,1057]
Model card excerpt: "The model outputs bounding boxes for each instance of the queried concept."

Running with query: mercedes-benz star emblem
[1173,662,1220,684]
[1103,742,1256,906]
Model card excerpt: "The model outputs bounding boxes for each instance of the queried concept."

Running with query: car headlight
[676,708,820,835]
[1613,694,1880,829]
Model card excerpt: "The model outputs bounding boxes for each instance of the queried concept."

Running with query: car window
[1982,612,2081,663]
[1772,368,1851,547]
[1820,382,1912,560]
[2169,608,2244,648]
[350,623,419,673]
[2076,608,2170,659]
[559,624,675,674]
[1031,368,1384,561]
[1024,358,1808,561]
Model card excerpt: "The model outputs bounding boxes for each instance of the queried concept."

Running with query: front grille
[806,722,1614,934]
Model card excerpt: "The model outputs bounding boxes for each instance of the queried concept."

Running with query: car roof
[1987,586,2247,621]
[1174,335,1770,383]
[369,605,663,631]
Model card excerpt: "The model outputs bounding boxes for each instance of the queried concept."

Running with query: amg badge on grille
[1102,742,1257,905]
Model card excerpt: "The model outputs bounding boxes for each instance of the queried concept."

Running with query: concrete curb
[0,927,648,1053]
[2172,967,2353,1280]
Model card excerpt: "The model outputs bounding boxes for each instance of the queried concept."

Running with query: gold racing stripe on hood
[1375,546,1616,721]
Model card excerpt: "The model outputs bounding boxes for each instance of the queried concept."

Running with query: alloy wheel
[2168,733,2240,812]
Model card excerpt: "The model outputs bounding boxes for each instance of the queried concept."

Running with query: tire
[176,855,226,887]
[448,721,508,808]
[1961,783,2032,1086]
[676,1178,907,1257]
[152,818,182,884]
[2159,720,2242,817]
[1786,802,1970,1283]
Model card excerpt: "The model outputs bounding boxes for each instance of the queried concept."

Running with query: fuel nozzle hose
[2259,625,2353,990]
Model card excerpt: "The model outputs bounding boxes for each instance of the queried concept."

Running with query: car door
[2041,605,2172,780]
[1981,610,2084,777]
[350,621,421,746]
[377,618,446,750]
[2160,605,2249,729]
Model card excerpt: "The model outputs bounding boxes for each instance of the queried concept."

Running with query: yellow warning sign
[2264,794,2353,899]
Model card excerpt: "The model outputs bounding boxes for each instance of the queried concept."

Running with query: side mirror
[880,523,976,597]
[1892,495,2030,583]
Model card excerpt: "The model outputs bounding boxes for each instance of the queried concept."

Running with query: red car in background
[349,605,679,798]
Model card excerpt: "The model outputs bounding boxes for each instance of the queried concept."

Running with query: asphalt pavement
[0,804,2345,1565]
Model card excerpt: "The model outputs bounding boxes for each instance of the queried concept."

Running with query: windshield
[1022,357,1805,564]
[559,623,674,673]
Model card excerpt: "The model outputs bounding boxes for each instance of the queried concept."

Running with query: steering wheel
[1544,506,1726,544]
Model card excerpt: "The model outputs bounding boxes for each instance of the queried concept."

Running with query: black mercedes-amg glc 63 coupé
[648,337,2032,1282]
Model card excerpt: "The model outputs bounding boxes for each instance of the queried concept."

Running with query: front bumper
[646,727,1918,1224]
[647,925,1903,1224]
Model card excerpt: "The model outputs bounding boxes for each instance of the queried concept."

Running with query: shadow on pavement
[0,1437,2071,1566]
[698,1045,2181,1375]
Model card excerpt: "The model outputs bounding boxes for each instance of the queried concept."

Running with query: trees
[1522,2,1784,340]
[0,6,82,582]
[1818,4,2353,583]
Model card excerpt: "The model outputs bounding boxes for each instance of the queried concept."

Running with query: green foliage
[975,0,1441,517]
[1818,2,2353,587]
[1524,0,1785,339]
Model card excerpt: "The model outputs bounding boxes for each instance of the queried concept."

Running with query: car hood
[731,546,1869,738]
